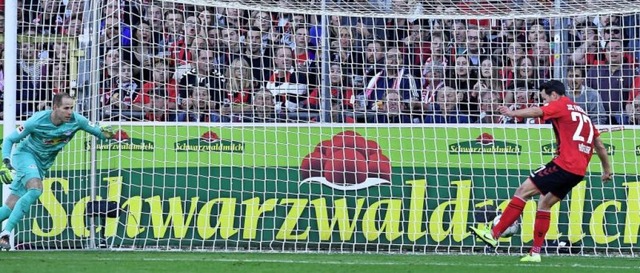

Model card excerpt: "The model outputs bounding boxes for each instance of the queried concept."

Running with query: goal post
[2,0,640,255]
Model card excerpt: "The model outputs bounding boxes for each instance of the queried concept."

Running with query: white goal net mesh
[2,0,640,255]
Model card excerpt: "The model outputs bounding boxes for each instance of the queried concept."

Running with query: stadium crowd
[1,0,640,124]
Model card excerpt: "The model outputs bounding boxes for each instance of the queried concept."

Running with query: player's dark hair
[539,80,566,96]
[52,92,73,107]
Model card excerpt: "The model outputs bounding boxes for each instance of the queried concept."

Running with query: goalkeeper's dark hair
[52,92,73,107]
[539,80,566,96]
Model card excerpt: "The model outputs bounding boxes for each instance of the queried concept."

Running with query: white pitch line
[1,255,638,270]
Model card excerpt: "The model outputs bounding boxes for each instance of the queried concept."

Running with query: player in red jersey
[469,80,613,262]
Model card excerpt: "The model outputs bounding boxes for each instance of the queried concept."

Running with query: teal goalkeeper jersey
[1,110,106,170]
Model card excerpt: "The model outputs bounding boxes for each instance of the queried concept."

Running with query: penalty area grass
[0,251,638,273]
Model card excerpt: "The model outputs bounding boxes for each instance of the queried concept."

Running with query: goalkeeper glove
[100,125,116,139]
[3,158,13,170]
[0,160,13,184]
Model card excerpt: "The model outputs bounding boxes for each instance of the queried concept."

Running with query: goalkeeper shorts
[9,151,46,197]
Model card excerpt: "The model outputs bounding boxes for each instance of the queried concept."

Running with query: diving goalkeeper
[0,93,116,250]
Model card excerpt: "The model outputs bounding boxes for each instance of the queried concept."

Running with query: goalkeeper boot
[0,231,10,250]
[520,253,542,263]
[469,226,498,248]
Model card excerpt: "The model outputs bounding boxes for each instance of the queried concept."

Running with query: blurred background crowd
[1,0,640,124]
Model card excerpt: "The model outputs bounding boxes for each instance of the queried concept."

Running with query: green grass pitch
[0,251,638,273]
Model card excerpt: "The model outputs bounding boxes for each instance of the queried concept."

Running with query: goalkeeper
[0,93,116,250]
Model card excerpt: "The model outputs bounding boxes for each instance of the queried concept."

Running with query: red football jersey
[540,96,601,176]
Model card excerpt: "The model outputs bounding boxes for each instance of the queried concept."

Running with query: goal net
[2,0,640,255]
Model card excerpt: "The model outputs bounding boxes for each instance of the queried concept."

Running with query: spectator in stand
[401,19,431,77]
[532,41,553,79]
[177,86,219,122]
[292,26,316,66]
[250,11,280,46]
[132,59,178,121]
[64,0,83,22]
[414,64,446,114]
[280,13,309,48]
[178,48,226,112]
[508,56,542,90]
[17,39,48,119]
[124,22,157,82]
[46,61,70,97]
[566,66,607,125]
[101,48,121,90]
[265,46,309,112]
[369,90,413,123]
[362,40,386,78]
[291,27,319,97]
[100,15,131,49]
[587,40,635,124]
[460,25,487,66]
[450,20,467,57]
[526,23,548,44]
[62,16,83,37]
[103,61,140,117]
[363,47,419,111]
[241,27,272,86]
[242,89,284,122]
[599,25,624,50]
[448,55,477,91]
[384,17,410,48]
[329,27,364,83]
[352,16,386,43]
[491,18,527,51]
[625,96,640,125]
[32,0,65,35]
[219,8,247,30]
[197,8,216,31]
[303,63,353,122]
[217,26,244,71]
[506,88,530,124]
[568,20,597,48]
[221,58,259,120]
[421,33,450,75]
[502,41,525,75]
[309,15,349,48]
[47,41,69,61]
[158,9,185,63]
[476,90,509,124]
[423,85,470,124]
[144,3,164,43]
[103,0,139,26]
[476,57,511,103]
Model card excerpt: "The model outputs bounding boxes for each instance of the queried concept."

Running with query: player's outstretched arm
[497,105,543,118]
[76,114,116,139]
[593,136,613,183]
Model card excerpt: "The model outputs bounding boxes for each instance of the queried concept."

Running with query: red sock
[492,196,526,238]
[531,210,551,254]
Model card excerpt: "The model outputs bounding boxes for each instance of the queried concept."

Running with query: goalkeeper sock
[492,195,526,238]
[531,210,551,254]
[3,189,42,233]
[0,206,11,222]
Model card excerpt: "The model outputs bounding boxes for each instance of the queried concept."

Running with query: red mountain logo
[200,131,220,143]
[300,130,391,191]
[476,133,494,145]
[113,130,130,143]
